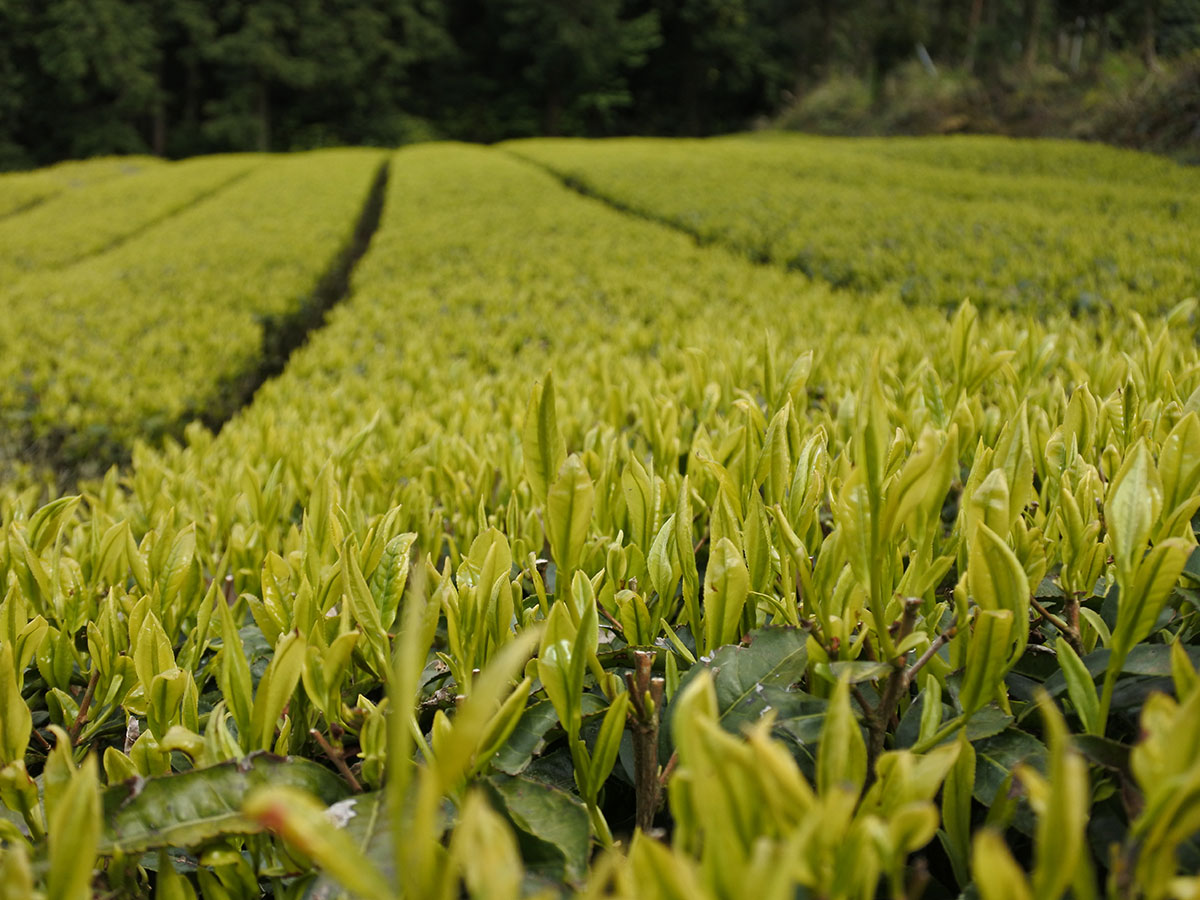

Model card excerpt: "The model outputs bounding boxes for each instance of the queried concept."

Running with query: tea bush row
[507,134,1200,314]
[0,148,384,472]
[0,155,162,219]
[1,142,1199,898]
[0,154,256,284]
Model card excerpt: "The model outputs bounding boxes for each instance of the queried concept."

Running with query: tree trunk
[152,60,166,156]
[1021,0,1042,72]
[152,94,166,155]
[1142,0,1161,72]
[1069,29,1083,72]
[681,52,701,136]
[255,79,270,152]
[963,0,984,73]
[1092,15,1109,72]
[933,0,956,59]
[544,89,562,136]
[184,57,199,133]
[818,0,836,76]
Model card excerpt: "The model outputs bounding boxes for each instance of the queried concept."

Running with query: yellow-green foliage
[1,140,1199,899]
[0,155,257,284]
[0,148,384,466]
[0,155,162,219]
[506,134,1200,312]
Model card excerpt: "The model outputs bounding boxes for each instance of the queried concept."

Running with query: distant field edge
[504,134,1199,316]
[499,144,774,264]
[2,156,391,489]
[67,164,260,275]
[200,156,392,439]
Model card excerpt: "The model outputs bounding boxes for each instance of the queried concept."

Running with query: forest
[1,0,1198,168]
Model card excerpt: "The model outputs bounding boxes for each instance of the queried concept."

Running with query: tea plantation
[1,136,1198,899]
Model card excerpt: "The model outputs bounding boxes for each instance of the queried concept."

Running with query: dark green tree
[491,0,659,135]
[203,1,323,150]
[16,0,158,161]
[0,0,33,168]
[628,0,794,135]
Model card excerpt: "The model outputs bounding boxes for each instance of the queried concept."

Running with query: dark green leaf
[964,707,1014,741]
[1042,643,1200,697]
[1072,735,1131,774]
[492,695,607,776]
[101,753,350,854]
[1182,545,1200,585]
[972,728,1047,809]
[672,626,812,738]
[486,773,589,883]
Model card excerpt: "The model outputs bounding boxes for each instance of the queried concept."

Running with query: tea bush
[0,154,256,284]
[0,148,384,472]
[0,140,1198,898]
[507,134,1200,314]
[0,155,162,219]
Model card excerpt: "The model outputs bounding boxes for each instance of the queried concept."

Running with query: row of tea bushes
[1,143,1199,898]
[0,155,162,219]
[0,155,257,284]
[506,135,1200,314]
[0,148,385,472]
[832,134,1197,188]
[110,143,944,591]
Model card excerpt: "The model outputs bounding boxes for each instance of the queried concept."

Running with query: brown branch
[866,598,922,779]
[310,728,363,793]
[69,668,101,745]
[902,625,958,691]
[657,750,678,789]
[1031,597,1081,653]
[625,650,664,832]
[596,602,625,636]
[851,685,875,720]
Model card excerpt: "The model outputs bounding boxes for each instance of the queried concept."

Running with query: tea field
[1,136,1199,899]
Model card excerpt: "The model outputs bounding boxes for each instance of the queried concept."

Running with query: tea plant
[0,148,385,472]
[0,141,1199,898]
[0,155,162,220]
[506,134,1200,314]
[0,154,256,284]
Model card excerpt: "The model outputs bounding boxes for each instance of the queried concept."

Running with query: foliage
[0,148,384,473]
[1,0,1199,160]
[0,155,163,219]
[507,133,1200,312]
[0,138,1199,897]
[0,154,253,284]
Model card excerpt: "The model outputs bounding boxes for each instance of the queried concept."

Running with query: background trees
[0,0,1197,167]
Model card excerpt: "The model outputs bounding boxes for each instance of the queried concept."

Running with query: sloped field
[0,138,1198,899]
[508,134,1200,313]
[0,155,163,220]
[0,148,385,473]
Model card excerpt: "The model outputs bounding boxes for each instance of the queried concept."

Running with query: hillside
[1,137,1199,899]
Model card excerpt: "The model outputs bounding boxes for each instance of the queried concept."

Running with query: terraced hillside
[508,135,1200,313]
[0,156,163,219]
[1,138,1198,900]
[0,149,385,473]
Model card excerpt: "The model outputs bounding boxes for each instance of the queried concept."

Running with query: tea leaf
[547,455,595,586]
[702,537,750,656]
[523,372,568,504]
[102,754,349,854]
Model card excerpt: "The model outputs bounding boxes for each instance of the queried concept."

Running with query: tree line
[0,0,1196,168]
